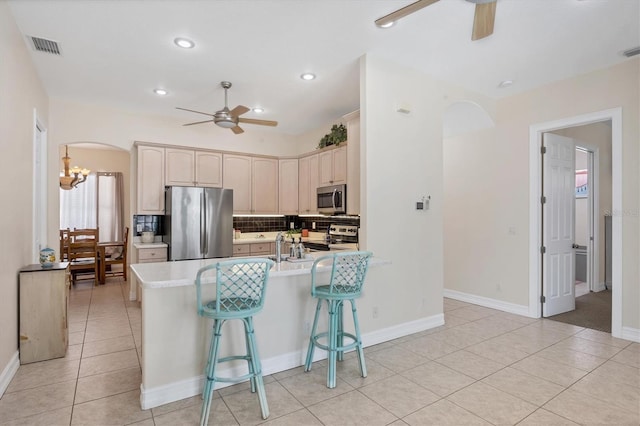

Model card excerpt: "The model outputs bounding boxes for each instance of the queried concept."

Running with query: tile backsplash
[133,215,164,236]
[233,215,360,234]
[134,214,360,237]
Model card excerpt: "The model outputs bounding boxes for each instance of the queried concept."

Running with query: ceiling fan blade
[176,107,215,116]
[229,105,250,117]
[471,1,496,41]
[238,117,278,127]
[231,125,244,134]
[375,0,440,27]
[183,119,215,126]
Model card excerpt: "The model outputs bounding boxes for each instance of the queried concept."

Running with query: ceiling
[8,0,639,136]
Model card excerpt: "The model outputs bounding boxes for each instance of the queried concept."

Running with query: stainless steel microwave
[317,184,346,215]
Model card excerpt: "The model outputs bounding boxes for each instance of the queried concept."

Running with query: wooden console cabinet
[19,263,70,364]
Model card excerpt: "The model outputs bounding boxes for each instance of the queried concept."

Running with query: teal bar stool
[195,258,274,426]
[304,251,373,388]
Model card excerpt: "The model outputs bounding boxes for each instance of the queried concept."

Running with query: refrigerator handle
[200,192,206,255]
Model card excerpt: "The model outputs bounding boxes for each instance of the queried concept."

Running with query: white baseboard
[621,326,640,343]
[140,313,444,409]
[0,351,20,397]
[443,289,532,318]
[593,281,607,292]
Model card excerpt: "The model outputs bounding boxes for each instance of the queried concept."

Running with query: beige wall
[361,54,495,324]
[0,1,49,385]
[57,144,131,255]
[444,59,639,331]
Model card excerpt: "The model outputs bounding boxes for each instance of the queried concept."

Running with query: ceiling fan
[375,0,497,41]
[177,81,278,134]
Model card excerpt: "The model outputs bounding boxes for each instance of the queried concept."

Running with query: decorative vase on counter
[141,231,155,243]
[39,247,55,268]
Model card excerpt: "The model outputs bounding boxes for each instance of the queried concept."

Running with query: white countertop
[130,252,388,289]
[133,242,168,249]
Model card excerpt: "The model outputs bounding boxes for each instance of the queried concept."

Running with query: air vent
[29,36,61,55]
[623,46,640,58]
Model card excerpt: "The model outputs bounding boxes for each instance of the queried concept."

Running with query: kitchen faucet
[274,232,283,263]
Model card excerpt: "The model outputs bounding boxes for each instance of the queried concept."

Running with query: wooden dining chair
[102,227,129,282]
[68,229,99,286]
[59,229,70,262]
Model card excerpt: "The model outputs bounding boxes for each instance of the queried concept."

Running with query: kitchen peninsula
[130,252,391,410]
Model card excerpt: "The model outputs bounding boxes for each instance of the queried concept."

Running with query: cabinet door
[195,151,223,187]
[318,150,334,186]
[223,154,252,213]
[332,146,347,184]
[137,145,165,214]
[165,148,195,186]
[346,114,360,214]
[252,157,278,214]
[279,158,298,214]
[298,156,310,213]
[299,154,319,214]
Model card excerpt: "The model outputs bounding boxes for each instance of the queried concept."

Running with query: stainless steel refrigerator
[164,186,233,261]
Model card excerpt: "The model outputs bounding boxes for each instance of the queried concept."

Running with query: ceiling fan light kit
[375,0,497,40]
[177,81,278,134]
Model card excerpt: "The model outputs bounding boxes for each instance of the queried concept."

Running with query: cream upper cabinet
[344,111,360,215]
[165,148,223,187]
[223,154,252,213]
[318,146,347,186]
[165,148,195,186]
[137,145,165,214]
[278,158,298,214]
[252,157,278,214]
[195,151,223,187]
[298,153,319,214]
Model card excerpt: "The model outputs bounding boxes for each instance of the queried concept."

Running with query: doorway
[528,108,622,338]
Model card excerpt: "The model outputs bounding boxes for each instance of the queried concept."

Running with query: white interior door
[542,133,576,316]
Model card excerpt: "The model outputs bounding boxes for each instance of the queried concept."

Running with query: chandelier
[59,145,90,190]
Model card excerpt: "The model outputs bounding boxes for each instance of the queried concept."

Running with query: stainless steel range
[305,224,359,251]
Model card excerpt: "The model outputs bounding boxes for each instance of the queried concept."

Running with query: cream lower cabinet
[19,263,69,364]
[278,158,298,214]
[232,242,275,257]
[137,144,165,214]
[223,154,278,214]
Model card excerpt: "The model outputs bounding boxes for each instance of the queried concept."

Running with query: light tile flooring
[1,279,639,425]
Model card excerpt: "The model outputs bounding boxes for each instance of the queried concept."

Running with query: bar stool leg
[201,319,223,426]
[304,299,323,371]
[351,300,367,378]
[245,316,269,419]
[242,318,257,393]
[327,300,339,389]
[337,301,344,362]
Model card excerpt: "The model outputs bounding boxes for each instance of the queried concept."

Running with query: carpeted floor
[548,289,612,332]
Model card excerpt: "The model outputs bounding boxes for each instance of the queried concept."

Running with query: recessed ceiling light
[174,37,195,49]
[300,73,316,81]
[377,21,395,28]
[253,107,264,113]
[498,80,514,88]
[154,88,168,95]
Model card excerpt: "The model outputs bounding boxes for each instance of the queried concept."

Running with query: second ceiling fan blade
[375,0,440,27]
[238,117,278,127]
[471,1,496,40]
[176,107,214,116]
[231,126,244,134]
[183,119,215,126]
[229,105,250,117]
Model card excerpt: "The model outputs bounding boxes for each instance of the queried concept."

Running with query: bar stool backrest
[196,258,274,319]
[311,251,373,298]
